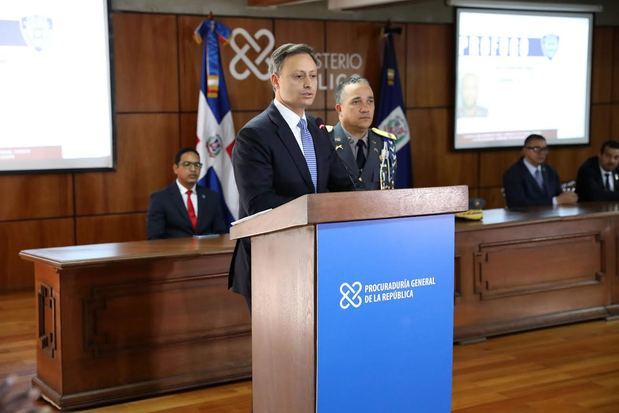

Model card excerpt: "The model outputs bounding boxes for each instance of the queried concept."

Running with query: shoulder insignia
[325,125,334,133]
[371,127,396,140]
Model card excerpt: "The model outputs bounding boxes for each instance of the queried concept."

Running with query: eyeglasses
[525,146,549,153]
[179,161,203,169]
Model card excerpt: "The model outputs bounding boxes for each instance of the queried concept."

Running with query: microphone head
[314,117,326,129]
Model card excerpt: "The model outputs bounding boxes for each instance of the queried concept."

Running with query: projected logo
[377,106,410,151]
[229,28,274,81]
[339,281,363,310]
[20,15,53,52]
[206,135,223,158]
[541,34,560,60]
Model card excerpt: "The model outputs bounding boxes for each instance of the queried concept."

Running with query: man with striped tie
[230,43,354,308]
[503,134,578,209]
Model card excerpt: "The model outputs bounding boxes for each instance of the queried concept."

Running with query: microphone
[313,117,357,191]
[314,117,327,132]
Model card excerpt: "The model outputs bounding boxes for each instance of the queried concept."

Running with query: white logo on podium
[339,281,362,309]
[229,28,274,81]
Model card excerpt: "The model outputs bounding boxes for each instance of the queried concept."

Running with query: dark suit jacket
[329,122,397,190]
[502,158,562,208]
[229,102,354,303]
[575,156,619,202]
[147,182,227,239]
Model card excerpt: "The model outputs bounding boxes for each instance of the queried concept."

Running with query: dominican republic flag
[194,19,238,228]
[376,29,412,188]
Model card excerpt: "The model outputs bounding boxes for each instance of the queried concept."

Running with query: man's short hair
[174,147,199,165]
[269,43,318,75]
[335,74,370,104]
[600,139,619,153]
[523,134,546,147]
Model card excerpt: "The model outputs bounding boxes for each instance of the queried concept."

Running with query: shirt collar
[273,98,306,133]
[176,179,196,195]
[599,163,613,177]
[523,157,541,175]
[341,125,368,144]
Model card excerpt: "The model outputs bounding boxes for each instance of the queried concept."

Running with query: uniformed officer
[328,75,397,190]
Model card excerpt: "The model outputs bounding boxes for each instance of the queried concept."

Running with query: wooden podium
[230,186,468,413]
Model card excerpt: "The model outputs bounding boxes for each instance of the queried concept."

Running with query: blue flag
[194,19,239,229]
[376,31,411,188]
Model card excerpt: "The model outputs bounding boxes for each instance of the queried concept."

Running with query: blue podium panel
[316,214,454,413]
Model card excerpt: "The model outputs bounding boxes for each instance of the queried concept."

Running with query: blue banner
[376,31,412,188]
[316,215,454,412]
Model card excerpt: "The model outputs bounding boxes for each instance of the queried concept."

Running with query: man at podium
[229,43,353,308]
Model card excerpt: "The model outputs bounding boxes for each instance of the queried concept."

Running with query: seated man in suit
[147,147,226,239]
[328,75,397,190]
[576,140,619,202]
[503,134,578,208]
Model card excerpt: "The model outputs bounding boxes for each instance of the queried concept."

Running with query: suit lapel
[169,184,193,230]
[195,187,209,232]
[332,123,357,177]
[268,104,314,191]
[521,160,545,195]
[540,166,550,195]
[362,132,381,182]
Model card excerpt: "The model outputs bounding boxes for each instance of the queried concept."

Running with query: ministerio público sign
[228,27,363,90]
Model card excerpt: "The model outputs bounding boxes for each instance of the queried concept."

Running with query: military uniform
[328,122,397,190]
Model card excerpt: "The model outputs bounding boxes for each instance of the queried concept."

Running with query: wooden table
[20,236,250,411]
[20,203,619,410]
[454,203,619,342]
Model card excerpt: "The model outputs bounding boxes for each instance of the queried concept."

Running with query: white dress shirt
[273,98,307,154]
[599,165,615,191]
[176,180,198,216]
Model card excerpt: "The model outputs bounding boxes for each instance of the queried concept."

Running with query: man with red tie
[147,147,226,239]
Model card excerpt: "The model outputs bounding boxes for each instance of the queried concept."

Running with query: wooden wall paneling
[76,213,148,245]
[178,15,205,113]
[275,20,326,112]
[75,114,179,215]
[325,110,338,126]
[0,175,73,221]
[179,17,275,112]
[112,13,179,113]
[552,104,611,182]
[409,108,477,188]
[0,219,73,291]
[478,148,521,188]
[612,104,619,139]
[180,113,199,149]
[325,21,406,112]
[590,103,612,148]
[591,27,614,104]
[613,27,619,102]
[477,187,505,210]
[406,23,453,108]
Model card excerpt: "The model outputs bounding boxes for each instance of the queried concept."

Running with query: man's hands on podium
[556,191,578,205]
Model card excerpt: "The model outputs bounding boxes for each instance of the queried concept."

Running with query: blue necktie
[298,118,317,192]
[534,168,544,189]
